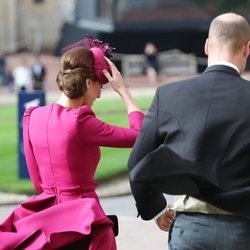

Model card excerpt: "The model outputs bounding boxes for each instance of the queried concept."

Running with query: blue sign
[18,90,45,179]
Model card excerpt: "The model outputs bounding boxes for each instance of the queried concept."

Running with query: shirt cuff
[153,206,169,221]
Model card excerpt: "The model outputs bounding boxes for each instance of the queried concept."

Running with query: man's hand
[156,209,175,232]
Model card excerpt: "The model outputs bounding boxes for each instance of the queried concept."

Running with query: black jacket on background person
[128,65,250,220]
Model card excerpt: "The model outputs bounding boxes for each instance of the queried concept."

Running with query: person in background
[31,54,46,90]
[0,36,144,249]
[12,57,32,92]
[128,12,250,249]
[0,54,14,93]
[0,53,6,86]
[144,42,159,85]
[2,66,14,93]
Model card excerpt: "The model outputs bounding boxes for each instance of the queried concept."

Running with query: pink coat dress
[0,103,144,250]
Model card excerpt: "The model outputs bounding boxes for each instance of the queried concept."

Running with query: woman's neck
[56,93,85,108]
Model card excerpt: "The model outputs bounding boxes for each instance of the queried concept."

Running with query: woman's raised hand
[103,57,141,114]
[103,57,126,93]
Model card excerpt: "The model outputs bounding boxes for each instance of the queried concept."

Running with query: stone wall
[0,0,63,53]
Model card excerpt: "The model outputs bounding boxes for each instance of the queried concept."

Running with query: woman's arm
[76,107,144,148]
[23,108,43,193]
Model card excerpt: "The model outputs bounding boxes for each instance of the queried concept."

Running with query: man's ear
[204,38,209,56]
[243,40,250,58]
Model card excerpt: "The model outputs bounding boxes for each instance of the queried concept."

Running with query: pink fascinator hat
[61,34,114,84]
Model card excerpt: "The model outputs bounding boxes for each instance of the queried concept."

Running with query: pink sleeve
[76,107,144,148]
[23,107,43,193]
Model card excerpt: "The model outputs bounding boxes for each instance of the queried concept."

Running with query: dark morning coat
[128,65,250,220]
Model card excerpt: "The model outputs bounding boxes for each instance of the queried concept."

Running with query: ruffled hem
[0,196,116,250]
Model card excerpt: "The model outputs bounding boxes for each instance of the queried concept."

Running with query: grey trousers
[168,212,250,250]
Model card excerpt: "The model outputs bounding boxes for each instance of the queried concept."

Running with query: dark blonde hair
[56,47,97,99]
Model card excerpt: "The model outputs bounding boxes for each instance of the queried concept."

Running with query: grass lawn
[0,95,153,194]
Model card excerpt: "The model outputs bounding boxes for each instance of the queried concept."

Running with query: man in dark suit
[31,55,46,90]
[128,13,250,249]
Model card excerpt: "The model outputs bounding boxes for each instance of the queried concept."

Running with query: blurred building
[55,0,250,72]
[1,0,250,72]
[0,0,63,53]
[56,0,213,72]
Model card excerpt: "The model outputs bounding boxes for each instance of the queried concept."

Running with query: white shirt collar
[208,61,240,73]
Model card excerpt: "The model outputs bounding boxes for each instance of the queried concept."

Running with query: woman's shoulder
[24,103,96,121]
[23,103,57,118]
[75,105,95,117]
[23,105,40,117]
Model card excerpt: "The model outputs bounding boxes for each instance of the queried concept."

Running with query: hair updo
[56,47,97,99]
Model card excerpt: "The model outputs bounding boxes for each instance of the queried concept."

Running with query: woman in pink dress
[0,37,144,249]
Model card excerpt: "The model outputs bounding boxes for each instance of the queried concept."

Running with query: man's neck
[208,60,240,73]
